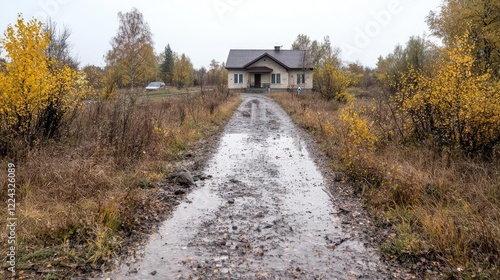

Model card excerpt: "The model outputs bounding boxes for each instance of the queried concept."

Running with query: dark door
[254,74,261,88]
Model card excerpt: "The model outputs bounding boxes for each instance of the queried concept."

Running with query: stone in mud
[337,207,351,214]
[128,268,138,274]
[174,189,186,195]
[240,110,251,117]
[170,169,195,187]
[197,174,212,181]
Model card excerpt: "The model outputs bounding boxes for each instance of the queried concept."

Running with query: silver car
[145,82,166,91]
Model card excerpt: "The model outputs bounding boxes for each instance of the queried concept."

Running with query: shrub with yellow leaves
[337,102,378,179]
[0,15,92,150]
[336,102,424,205]
[314,61,354,102]
[397,31,500,156]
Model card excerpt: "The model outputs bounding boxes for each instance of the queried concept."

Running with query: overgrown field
[271,89,499,279]
[0,92,240,279]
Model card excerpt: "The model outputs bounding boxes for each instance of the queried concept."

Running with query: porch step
[246,88,269,93]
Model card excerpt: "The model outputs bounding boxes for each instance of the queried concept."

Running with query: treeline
[291,34,376,101]
[85,7,227,96]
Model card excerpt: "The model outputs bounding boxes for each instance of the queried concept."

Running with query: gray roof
[226,49,313,70]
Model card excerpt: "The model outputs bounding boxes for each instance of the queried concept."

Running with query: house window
[271,73,281,84]
[297,74,305,84]
[234,74,243,84]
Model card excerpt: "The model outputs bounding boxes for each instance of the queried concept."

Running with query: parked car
[145,82,166,91]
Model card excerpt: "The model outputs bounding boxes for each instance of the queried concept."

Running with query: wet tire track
[103,94,389,279]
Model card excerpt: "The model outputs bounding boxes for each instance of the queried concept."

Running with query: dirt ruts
[98,94,391,279]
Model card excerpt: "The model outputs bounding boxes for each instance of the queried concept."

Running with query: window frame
[271,73,281,84]
[234,73,244,84]
[297,73,305,84]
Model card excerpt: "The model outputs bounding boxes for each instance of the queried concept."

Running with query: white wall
[288,70,314,89]
[227,70,249,89]
[227,57,314,90]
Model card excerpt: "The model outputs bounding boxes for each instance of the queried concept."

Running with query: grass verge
[271,89,499,279]
[0,91,241,279]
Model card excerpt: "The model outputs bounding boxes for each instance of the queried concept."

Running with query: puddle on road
[106,183,223,279]
[101,94,388,279]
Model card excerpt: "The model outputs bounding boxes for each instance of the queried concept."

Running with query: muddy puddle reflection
[102,94,388,279]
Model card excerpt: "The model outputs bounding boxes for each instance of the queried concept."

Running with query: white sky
[0,0,443,69]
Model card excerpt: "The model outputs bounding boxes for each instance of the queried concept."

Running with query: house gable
[242,53,291,70]
[246,56,288,73]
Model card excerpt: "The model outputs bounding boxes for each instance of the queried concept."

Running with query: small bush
[314,61,354,101]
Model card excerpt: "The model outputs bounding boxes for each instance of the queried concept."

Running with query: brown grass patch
[271,89,500,278]
[0,91,240,278]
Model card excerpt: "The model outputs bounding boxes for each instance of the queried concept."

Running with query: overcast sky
[0,0,443,69]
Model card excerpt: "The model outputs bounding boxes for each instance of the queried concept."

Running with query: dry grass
[271,89,500,278]
[0,91,240,278]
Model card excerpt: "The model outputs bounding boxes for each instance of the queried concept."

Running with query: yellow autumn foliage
[337,102,378,174]
[398,32,500,155]
[0,16,91,140]
[314,61,353,101]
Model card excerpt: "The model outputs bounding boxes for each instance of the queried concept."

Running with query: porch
[246,66,272,89]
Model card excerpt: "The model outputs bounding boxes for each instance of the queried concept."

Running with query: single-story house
[225,46,313,91]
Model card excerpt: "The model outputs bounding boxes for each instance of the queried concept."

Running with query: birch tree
[172,53,194,88]
[105,8,157,91]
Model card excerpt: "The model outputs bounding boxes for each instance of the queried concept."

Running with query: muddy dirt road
[104,94,389,279]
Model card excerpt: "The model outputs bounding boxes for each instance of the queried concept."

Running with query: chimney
[274,46,281,52]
